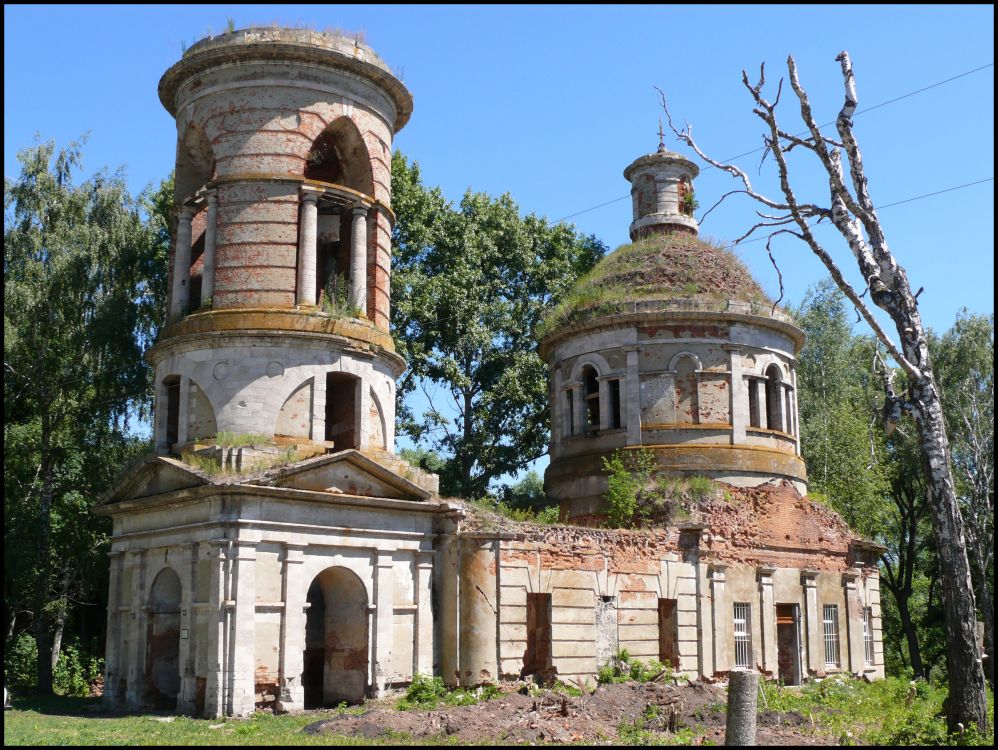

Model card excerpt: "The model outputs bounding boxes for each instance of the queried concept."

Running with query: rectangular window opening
[609,379,622,430]
[823,604,840,668]
[565,390,574,436]
[748,380,760,428]
[863,607,875,666]
[733,602,752,669]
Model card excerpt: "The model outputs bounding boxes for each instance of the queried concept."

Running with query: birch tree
[660,52,987,733]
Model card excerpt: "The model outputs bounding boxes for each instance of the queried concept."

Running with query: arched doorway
[145,567,182,708]
[303,567,369,707]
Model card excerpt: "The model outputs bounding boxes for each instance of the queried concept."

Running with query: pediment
[266,450,430,502]
[101,455,209,505]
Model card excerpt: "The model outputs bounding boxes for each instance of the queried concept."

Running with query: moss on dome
[538,233,777,339]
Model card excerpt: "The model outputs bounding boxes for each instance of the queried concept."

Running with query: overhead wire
[554,62,994,223]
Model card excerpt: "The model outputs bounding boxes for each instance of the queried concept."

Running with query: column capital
[178,204,197,220]
[708,563,727,579]
[801,569,820,586]
[756,566,776,581]
[300,187,322,203]
[351,204,371,218]
[203,188,218,205]
[375,550,395,568]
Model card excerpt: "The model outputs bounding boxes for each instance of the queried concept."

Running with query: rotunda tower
[149,27,412,456]
[540,144,808,520]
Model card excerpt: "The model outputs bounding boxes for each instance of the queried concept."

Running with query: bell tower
[151,27,412,456]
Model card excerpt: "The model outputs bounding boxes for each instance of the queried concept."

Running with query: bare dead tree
[659,52,988,733]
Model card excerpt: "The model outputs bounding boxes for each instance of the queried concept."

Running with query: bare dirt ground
[304,680,832,745]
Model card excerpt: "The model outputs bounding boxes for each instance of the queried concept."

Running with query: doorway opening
[658,598,680,669]
[303,567,369,708]
[776,603,802,686]
[523,593,552,679]
[145,567,182,708]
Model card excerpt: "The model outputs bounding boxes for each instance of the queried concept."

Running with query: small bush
[396,673,502,711]
[5,632,38,688]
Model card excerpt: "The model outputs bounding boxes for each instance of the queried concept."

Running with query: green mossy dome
[538,232,775,340]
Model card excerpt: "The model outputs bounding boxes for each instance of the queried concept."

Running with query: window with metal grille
[823,604,840,668]
[863,607,875,666]
[733,602,752,669]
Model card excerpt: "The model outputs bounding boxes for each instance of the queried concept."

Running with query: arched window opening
[303,567,369,708]
[303,119,374,196]
[146,567,182,708]
[765,365,784,432]
[163,376,181,452]
[582,366,600,431]
[174,123,215,203]
[325,372,360,449]
[674,356,700,424]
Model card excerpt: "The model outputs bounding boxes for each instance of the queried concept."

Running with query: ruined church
[98,27,885,717]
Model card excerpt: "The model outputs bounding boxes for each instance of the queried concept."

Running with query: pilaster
[372,550,395,696]
[757,567,777,676]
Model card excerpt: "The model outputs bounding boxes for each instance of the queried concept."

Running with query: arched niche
[276,377,314,440]
[174,122,215,203]
[146,567,182,708]
[304,118,374,196]
[580,365,600,430]
[303,566,369,707]
[188,379,216,441]
[367,387,387,450]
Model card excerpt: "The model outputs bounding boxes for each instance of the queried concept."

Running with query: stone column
[459,537,498,687]
[551,368,564,457]
[200,190,218,306]
[102,551,124,707]
[277,543,306,712]
[625,347,642,443]
[373,551,395,696]
[757,567,777,676]
[801,570,821,676]
[757,378,769,431]
[437,534,461,687]
[229,540,257,716]
[843,572,864,674]
[125,549,147,708]
[726,346,746,444]
[170,206,196,320]
[709,564,728,674]
[204,541,228,718]
[414,552,435,676]
[296,191,320,306]
[350,206,369,314]
[177,543,199,714]
[597,376,611,431]
[573,382,587,434]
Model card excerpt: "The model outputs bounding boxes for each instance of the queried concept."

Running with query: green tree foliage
[390,152,606,498]
[4,139,169,692]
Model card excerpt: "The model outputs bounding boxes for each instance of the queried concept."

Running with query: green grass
[758,676,994,746]
[2,695,452,746]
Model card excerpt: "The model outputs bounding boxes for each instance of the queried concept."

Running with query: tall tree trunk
[50,606,65,675]
[34,408,54,695]
[913,379,988,731]
[894,591,925,679]
[979,570,994,688]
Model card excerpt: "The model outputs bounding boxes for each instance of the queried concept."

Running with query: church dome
[538,232,776,342]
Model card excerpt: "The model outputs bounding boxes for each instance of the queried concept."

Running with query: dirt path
[305,680,835,745]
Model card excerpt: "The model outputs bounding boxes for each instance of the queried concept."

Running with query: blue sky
[5,4,994,485]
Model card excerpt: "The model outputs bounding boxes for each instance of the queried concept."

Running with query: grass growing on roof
[537,233,776,339]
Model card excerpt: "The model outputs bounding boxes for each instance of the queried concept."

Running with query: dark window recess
[609,380,622,429]
[566,389,574,436]
[164,376,181,451]
[748,381,760,428]
[658,598,680,669]
[325,372,358,448]
[523,593,552,679]
[583,366,600,430]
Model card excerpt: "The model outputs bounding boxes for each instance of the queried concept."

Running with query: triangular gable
[101,455,209,505]
[267,450,430,501]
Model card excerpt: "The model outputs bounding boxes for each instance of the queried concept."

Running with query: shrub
[53,642,103,697]
[5,632,38,689]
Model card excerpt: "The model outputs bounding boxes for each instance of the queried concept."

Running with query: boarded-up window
[658,598,679,669]
[523,593,552,679]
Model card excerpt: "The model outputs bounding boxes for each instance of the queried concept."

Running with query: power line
[736,177,994,246]
[554,62,994,223]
